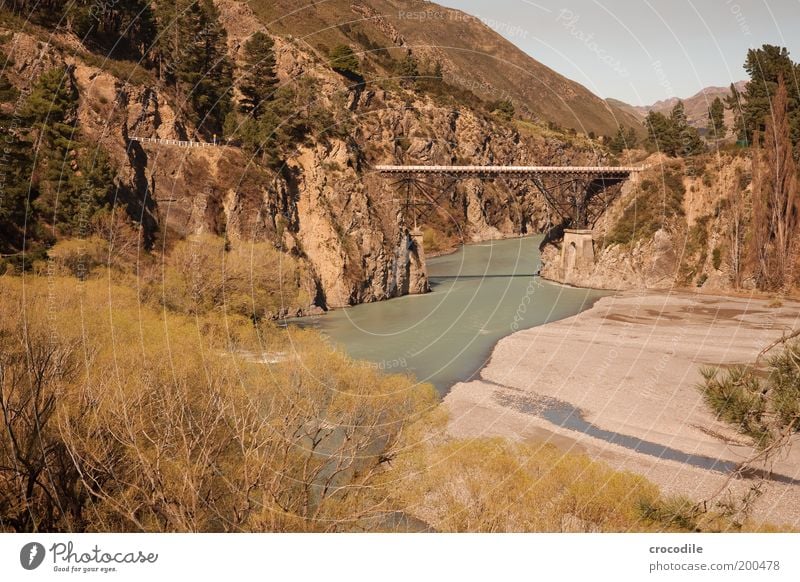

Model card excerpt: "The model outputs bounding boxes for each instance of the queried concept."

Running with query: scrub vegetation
[0,275,780,532]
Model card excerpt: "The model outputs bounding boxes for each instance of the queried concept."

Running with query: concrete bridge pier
[407,227,430,294]
[561,229,595,282]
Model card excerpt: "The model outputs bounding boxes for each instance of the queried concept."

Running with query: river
[294,236,609,394]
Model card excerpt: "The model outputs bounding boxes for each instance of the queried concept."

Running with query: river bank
[443,291,800,528]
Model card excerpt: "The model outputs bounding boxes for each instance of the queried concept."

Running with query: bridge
[376,164,645,281]
[128,136,229,149]
[375,164,644,231]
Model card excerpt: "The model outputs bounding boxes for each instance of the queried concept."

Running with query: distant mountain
[249,0,644,137]
[612,81,747,132]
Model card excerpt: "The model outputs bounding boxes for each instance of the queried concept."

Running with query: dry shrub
[393,438,662,532]
[155,234,314,320]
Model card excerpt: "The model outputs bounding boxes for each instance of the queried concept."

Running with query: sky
[435,0,800,105]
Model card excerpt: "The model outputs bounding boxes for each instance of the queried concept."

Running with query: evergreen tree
[707,97,726,140]
[19,67,113,235]
[490,100,515,122]
[740,45,800,146]
[0,55,18,103]
[0,64,33,253]
[724,82,747,144]
[670,101,704,157]
[397,52,420,85]
[239,32,278,119]
[21,66,78,153]
[625,127,638,149]
[750,76,799,289]
[328,45,361,79]
[154,0,233,136]
[609,126,628,154]
[67,0,156,60]
[644,111,675,154]
[432,60,444,81]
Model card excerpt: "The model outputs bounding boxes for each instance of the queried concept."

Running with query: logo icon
[20,542,46,570]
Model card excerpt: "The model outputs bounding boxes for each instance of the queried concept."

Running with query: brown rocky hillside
[247,0,643,137]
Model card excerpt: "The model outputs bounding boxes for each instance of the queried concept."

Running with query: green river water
[295,236,608,394]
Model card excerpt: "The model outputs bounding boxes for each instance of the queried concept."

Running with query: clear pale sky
[435,0,800,105]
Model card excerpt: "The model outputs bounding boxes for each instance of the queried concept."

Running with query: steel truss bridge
[375,165,644,232]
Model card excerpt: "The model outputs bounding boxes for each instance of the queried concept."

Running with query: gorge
[2,0,800,536]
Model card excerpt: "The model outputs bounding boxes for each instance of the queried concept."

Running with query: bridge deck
[375,165,644,177]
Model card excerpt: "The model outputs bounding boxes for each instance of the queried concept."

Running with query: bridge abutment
[561,229,595,283]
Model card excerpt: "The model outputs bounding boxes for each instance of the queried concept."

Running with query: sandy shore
[444,291,800,528]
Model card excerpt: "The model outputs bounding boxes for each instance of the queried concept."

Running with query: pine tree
[19,66,113,235]
[21,66,78,152]
[66,0,156,60]
[0,64,33,253]
[432,60,443,81]
[154,0,233,136]
[397,52,419,85]
[328,45,361,79]
[740,45,800,147]
[0,56,18,103]
[490,100,515,122]
[670,101,704,157]
[724,83,747,144]
[184,0,233,136]
[239,32,278,119]
[644,111,675,155]
[609,126,627,154]
[625,127,638,149]
[707,96,726,140]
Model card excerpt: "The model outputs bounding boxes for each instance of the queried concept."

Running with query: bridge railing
[374,164,646,176]
[128,136,228,149]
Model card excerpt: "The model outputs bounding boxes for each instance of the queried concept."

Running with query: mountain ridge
[610,81,748,131]
[246,0,643,137]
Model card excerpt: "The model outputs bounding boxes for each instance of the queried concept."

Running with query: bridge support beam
[561,229,595,282]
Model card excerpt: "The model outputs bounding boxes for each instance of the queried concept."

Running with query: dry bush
[154,234,314,320]
[391,438,662,532]
[392,437,780,533]
[44,237,110,279]
[0,295,84,531]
